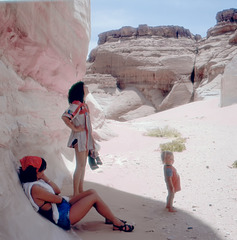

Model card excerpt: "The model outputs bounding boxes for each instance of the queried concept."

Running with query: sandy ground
[63,98,237,240]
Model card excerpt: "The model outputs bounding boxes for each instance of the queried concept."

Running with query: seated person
[18,156,134,232]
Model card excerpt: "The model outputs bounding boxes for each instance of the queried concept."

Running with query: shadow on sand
[72,181,222,240]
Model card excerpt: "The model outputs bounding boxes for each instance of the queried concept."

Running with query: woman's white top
[23,179,59,224]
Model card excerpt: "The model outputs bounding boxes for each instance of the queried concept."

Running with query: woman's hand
[62,116,84,132]
[74,125,85,132]
[40,173,50,183]
[39,173,61,195]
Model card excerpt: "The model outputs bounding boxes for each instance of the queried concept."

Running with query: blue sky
[89,0,236,52]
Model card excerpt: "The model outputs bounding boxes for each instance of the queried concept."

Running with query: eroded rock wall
[87,9,237,116]
[97,25,197,45]
[0,1,90,94]
[221,55,237,107]
[0,1,90,240]
[88,35,196,113]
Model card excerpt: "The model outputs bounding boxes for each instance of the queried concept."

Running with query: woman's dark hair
[68,81,84,103]
[19,158,47,183]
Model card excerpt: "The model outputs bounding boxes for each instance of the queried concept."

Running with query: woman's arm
[61,116,84,132]
[40,174,61,195]
[31,185,63,204]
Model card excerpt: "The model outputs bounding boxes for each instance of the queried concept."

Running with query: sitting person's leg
[69,189,134,232]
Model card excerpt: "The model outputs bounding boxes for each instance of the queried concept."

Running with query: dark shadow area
[72,181,222,240]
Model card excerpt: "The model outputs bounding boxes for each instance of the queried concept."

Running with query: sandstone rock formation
[207,9,237,38]
[87,30,197,117]
[86,9,237,120]
[0,1,90,240]
[0,1,90,94]
[216,8,237,23]
[221,55,237,107]
[1,5,237,240]
[96,25,196,45]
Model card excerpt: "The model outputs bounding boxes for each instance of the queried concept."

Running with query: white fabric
[23,179,59,224]
[62,102,94,152]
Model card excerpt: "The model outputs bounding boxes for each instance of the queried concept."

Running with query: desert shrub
[232,160,237,168]
[145,125,181,138]
[160,137,186,152]
[146,125,186,152]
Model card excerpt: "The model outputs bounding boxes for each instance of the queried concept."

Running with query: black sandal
[113,223,134,232]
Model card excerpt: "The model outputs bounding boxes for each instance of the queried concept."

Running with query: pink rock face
[0,2,91,240]
[0,1,90,94]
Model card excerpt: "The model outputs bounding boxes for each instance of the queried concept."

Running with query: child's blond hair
[161,151,173,163]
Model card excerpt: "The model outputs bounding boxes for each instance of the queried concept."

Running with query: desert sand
[60,97,237,240]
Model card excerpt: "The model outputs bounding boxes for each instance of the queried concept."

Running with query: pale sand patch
[66,98,237,240]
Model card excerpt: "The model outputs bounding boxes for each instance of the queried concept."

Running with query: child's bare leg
[166,192,176,212]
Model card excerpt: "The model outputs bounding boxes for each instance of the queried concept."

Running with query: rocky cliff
[0,1,90,240]
[1,5,237,240]
[86,8,237,121]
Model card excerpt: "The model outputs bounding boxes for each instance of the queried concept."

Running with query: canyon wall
[221,55,237,107]
[1,5,237,240]
[86,9,237,120]
[0,1,90,240]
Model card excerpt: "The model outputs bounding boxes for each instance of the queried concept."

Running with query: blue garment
[164,166,173,177]
[57,199,71,230]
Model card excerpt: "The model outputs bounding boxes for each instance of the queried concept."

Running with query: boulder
[158,80,193,111]
[221,55,237,107]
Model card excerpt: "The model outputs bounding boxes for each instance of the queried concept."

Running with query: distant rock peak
[207,8,237,38]
[216,8,237,23]
[98,24,198,45]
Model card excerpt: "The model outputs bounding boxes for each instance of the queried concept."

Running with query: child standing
[62,81,95,196]
[161,151,181,212]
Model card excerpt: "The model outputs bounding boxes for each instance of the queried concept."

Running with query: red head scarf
[20,156,42,172]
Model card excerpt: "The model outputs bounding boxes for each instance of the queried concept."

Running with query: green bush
[145,125,181,138]
[160,138,186,152]
[145,125,186,152]
[232,160,237,168]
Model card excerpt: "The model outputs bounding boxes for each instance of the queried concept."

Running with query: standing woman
[62,81,94,195]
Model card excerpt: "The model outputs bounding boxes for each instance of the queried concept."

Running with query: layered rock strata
[86,9,237,119]
[0,1,90,240]
[96,25,201,46]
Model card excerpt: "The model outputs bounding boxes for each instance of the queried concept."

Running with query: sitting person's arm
[38,173,61,195]
[31,185,63,206]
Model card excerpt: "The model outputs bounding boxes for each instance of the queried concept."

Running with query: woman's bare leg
[73,149,88,195]
[69,189,121,226]
[69,189,95,205]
